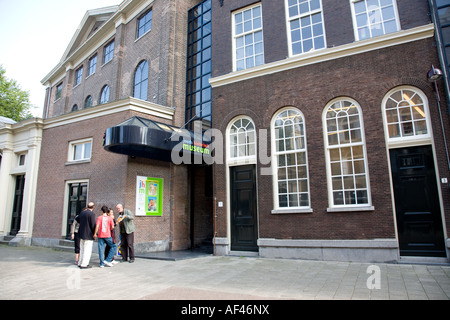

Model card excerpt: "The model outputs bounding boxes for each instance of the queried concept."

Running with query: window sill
[135,29,152,43]
[271,208,313,214]
[327,205,375,213]
[102,59,113,68]
[65,159,91,166]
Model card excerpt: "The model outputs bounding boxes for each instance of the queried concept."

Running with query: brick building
[2,0,450,263]
[31,0,213,253]
[210,0,450,262]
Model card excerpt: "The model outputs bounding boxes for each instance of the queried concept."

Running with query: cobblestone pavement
[0,245,449,301]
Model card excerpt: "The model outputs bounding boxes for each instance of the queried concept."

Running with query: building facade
[31,0,214,253]
[2,0,450,263]
[210,0,450,262]
[0,117,43,246]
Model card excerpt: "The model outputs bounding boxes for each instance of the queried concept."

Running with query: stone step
[54,239,75,252]
[0,236,15,246]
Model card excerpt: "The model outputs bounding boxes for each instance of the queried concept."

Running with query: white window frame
[271,107,312,213]
[100,85,110,105]
[226,116,257,166]
[68,138,93,164]
[350,0,401,41]
[285,0,327,57]
[323,98,373,212]
[232,3,265,72]
[382,86,432,147]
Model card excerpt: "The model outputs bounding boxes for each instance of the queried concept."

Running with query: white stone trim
[210,24,434,88]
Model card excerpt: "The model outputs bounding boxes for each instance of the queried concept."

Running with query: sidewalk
[0,245,449,300]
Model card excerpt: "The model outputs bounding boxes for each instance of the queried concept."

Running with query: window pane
[385,88,429,139]
[229,117,256,159]
[74,145,82,160]
[325,100,370,206]
[233,5,264,71]
[279,195,288,207]
[84,143,92,159]
[288,0,326,55]
[333,192,344,205]
[352,0,399,40]
[273,108,310,208]
[134,61,149,100]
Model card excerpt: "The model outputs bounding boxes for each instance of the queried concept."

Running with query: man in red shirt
[94,205,117,267]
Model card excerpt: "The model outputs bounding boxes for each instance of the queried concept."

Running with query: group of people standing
[71,202,136,269]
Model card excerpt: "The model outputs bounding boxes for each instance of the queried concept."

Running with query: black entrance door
[230,165,258,252]
[66,183,88,239]
[10,175,25,236]
[390,146,446,257]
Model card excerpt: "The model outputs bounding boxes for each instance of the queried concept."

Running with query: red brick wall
[211,0,431,78]
[32,110,184,243]
[45,0,200,129]
[212,38,450,241]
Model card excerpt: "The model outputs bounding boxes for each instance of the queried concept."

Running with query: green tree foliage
[0,65,34,122]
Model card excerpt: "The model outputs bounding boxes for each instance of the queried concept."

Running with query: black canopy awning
[103,116,212,163]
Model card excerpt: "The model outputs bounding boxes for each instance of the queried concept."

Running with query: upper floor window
[350,0,400,41]
[103,40,115,64]
[100,85,110,104]
[69,138,92,163]
[228,116,256,160]
[323,98,371,209]
[88,55,97,76]
[85,95,93,108]
[75,66,83,86]
[232,4,264,71]
[382,87,430,141]
[134,60,149,101]
[18,154,26,167]
[137,9,153,39]
[272,108,310,210]
[55,83,63,101]
[286,0,326,56]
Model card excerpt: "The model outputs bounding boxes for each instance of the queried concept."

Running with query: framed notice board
[136,176,163,216]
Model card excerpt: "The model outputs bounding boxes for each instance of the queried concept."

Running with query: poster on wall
[136,176,163,216]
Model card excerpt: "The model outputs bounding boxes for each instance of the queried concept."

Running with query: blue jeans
[98,237,117,266]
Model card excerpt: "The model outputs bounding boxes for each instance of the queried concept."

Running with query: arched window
[134,60,149,101]
[72,105,78,112]
[84,96,93,108]
[383,87,430,141]
[272,108,310,210]
[100,85,110,104]
[228,116,256,161]
[324,98,371,208]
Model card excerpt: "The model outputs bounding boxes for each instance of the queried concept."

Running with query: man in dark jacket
[75,202,96,268]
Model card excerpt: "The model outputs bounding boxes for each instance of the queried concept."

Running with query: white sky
[0,0,122,117]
